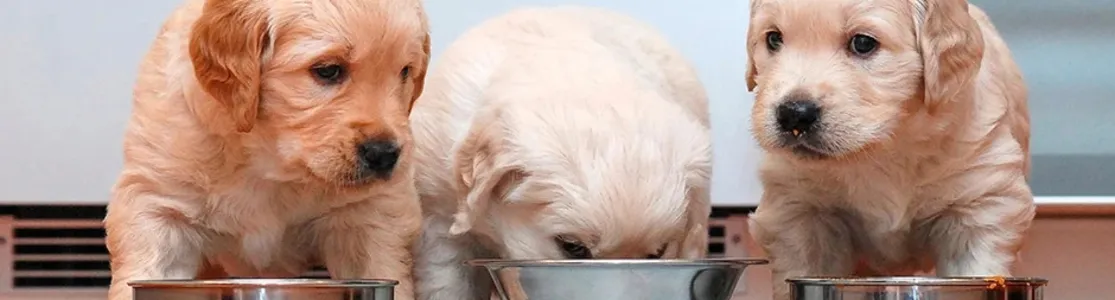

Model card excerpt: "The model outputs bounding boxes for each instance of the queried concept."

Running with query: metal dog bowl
[129,278,397,300]
[789,276,1048,300]
[468,258,768,300]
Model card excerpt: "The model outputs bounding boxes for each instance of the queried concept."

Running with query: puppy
[744,0,1034,298]
[103,0,430,299]
[408,6,713,300]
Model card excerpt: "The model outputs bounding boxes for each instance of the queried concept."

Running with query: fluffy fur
[743,0,1034,298]
[408,6,713,300]
[103,0,430,299]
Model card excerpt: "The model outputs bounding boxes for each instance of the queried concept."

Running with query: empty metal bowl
[468,258,769,300]
[129,278,396,300]
[789,276,1048,300]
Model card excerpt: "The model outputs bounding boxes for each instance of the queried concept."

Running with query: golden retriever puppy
[743,0,1034,298]
[103,0,430,299]
[408,6,712,300]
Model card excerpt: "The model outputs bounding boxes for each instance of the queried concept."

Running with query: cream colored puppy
[744,0,1034,298]
[104,0,430,299]
[409,6,712,300]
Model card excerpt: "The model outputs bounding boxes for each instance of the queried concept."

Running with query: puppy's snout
[776,100,821,136]
[356,139,400,178]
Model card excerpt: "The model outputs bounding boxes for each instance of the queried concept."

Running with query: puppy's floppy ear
[408,33,432,113]
[915,0,984,112]
[448,113,524,235]
[744,0,761,92]
[745,54,758,92]
[189,0,269,133]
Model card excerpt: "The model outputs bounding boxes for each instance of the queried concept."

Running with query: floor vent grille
[9,219,110,288]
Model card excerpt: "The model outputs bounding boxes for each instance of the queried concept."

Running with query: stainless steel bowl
[129,278,397,300]
[789,276,1048,300]
[468,258,769,300]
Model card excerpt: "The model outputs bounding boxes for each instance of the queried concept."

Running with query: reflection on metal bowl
[789,276,1048,300]
[468,258,769,300]
[129,278,397,300]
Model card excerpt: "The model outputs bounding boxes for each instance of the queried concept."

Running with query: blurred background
[0,0,1111,299]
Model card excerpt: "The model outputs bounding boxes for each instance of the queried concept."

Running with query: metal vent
[6,218,110,288]
[707,218,733,257]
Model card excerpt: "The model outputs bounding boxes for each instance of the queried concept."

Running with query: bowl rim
[128,278,399,288]
[786,276,1048,286]
[465,257,770,268]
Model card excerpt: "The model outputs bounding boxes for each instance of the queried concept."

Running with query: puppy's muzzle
[356,139,401,180]
[775,100,821,138]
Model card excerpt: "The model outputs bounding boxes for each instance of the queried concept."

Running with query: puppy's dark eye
[646,245,668,259]
[849,34,879,56]
[400,66,412,80]
[765,31,784,52]
[554,236,592,259]
[311,64,346,84]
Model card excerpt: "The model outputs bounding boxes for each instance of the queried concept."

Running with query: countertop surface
[1034,196,1115,205]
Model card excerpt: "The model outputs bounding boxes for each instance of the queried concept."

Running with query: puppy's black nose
[357,140,400,178]
[776,100,821,136]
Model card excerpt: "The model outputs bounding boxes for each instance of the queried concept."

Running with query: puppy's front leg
[319,195,422,300]
[104,194,204,300]
[749,193,855,300]
[930,179,1035,276]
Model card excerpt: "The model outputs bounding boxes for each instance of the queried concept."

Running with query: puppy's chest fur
[823,183,942,273]
[187,179,348,276]
[783,154,980,271]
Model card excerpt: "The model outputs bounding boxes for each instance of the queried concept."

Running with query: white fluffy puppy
[409,6,713,300]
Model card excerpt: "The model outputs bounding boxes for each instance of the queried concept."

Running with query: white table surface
[1033,196,1115,205]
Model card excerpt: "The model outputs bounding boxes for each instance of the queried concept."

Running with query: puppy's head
[188,0,430,187]
[745,0,983,160]
[447,102,712,260]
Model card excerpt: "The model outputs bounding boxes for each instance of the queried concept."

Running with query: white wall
[0,0,765,206]
[0,1,184,204]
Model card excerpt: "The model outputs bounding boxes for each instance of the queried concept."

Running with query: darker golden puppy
[104,0,430,299]
[744,0,1034,299]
